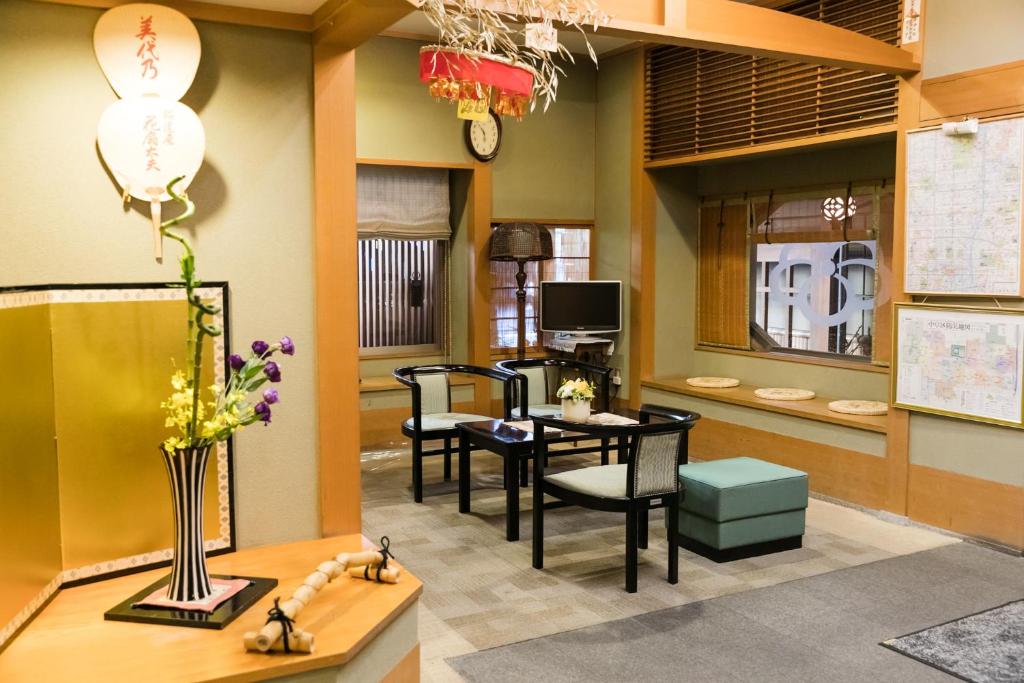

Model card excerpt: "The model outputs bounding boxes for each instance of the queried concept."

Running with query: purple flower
[264,361,282,383]
[252,340,270,357]
[254,401,272,424]
[263,388,279,405]
[279,336,295,356]
[229,354,245,371]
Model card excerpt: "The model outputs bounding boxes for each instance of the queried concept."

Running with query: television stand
[546,334,615,366]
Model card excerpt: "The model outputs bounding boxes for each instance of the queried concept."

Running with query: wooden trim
[34,0,312,31]
[884,1,927,516]
[312,0,413,51]
[630,49,656,409]
[908,465,1024,551]
[467,163,493,416]
[695,344,891,374]
[919,59,1024,125]
[314,44,361,537]
[688,417,888,510]
[644,124,898,169]
[381,644,420,683]
[357,158,476,170]
[490,218,594,226]
[642,377,889,434]
[359,349,444,361]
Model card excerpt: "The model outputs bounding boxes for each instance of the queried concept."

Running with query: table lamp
[489,222,553,360]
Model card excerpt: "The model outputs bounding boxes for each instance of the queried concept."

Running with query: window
[490,224,591,352]
[356,164,451,354]
[357,238,447,352]
[697,183,893,364]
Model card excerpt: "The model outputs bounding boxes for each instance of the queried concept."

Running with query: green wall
[354,37,598,405]
[593,51,635,400]
[0,0,317,547]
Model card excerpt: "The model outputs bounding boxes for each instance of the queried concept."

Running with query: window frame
[357,236,450,358]
[695,182,894,372]
[488,221,595,356]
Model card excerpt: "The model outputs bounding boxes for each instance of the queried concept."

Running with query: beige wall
[905,1,1024,487]
[923,0,1024,78]
[0,1,317,547]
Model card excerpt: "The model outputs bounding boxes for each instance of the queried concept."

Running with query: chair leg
[520,456,528,487]
[532,488,544,569]
[625,505,638,593]
[668,495,679,585]
[412,438,423,503]
[443,438,452,482]
[638,504,649,549]
[600,437,609,466]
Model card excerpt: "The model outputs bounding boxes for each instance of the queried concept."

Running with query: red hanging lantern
[419,46,537,119]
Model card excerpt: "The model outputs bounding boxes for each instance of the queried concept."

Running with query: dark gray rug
[882,600,1024,682]
[449,542,1024,682]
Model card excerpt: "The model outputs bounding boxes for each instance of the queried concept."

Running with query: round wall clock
[464,110,502,162]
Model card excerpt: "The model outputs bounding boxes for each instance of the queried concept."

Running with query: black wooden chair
[531,405,701,593]
[495,358,612,419]
[394,364,516,503]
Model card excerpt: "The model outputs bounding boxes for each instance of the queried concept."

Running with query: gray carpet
[448,542,1024,682]
[883,600,1024,682]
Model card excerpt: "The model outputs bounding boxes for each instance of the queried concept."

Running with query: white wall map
[893,304,1024,427]
[904,117,1024,296]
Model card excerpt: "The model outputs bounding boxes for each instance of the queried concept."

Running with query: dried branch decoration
[417,0,610,112]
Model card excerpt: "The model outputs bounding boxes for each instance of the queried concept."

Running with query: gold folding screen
[0,285,234,650]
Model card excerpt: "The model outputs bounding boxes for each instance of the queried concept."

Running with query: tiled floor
[449,542,1024,682]
[361,445,958,682]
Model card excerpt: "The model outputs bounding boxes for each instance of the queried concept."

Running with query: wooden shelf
[359,375,476,393]
[641,376,888,434]
[0,535,422,682]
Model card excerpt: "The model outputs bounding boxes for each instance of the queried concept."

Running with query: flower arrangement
[556,377,596,402]
[159,177,294,453]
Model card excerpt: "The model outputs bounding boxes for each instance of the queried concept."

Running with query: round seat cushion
[546,464,628,499]
[510,404,562,418]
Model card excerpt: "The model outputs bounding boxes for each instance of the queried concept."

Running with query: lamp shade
[489,223,553,262]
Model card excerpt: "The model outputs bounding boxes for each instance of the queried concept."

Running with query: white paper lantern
[94,3,200,101]
[97,98,205,202]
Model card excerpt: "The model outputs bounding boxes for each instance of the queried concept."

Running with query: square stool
[667,457,808,562]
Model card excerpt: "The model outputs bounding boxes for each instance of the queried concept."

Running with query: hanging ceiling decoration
[416,0,610,119]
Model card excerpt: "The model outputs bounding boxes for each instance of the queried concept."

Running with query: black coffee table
[457,419,627,541]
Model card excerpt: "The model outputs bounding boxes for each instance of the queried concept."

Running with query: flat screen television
[540,280,622,335]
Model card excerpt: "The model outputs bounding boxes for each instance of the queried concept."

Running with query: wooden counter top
[641,377,888,434]
[0,535,422,682]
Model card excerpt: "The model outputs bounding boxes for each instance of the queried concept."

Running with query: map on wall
[893,304,1024,427]
[904,117,1024,295]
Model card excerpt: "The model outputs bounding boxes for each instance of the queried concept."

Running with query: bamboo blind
[644,0,902,162]
[697,203,750,348]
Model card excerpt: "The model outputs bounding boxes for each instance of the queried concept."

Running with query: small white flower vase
[561,398,592,423]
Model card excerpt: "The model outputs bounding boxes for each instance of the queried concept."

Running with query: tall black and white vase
[160,444,214,603]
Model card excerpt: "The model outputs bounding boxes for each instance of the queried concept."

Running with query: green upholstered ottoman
[666,457,808,562]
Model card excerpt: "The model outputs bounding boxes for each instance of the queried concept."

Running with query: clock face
[465,111,502,161]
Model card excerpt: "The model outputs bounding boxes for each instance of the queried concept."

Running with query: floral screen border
[0,283,235,584]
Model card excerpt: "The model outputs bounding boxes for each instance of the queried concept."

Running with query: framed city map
[904,116,1024,296]
[893,303,1024,428]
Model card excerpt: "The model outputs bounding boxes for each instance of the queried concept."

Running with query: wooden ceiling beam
[312,0,414,49]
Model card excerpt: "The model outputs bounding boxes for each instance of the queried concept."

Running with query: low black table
[457,419,626,541]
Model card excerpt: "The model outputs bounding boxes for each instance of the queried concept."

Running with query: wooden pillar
[467,162,494,415]
[884,0,927,516]
[313,43,361,536]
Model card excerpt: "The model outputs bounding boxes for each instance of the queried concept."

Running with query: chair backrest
[393,364,518,426]
[497,358,612,414]
[414,372,450,414]
[532,404,701,500]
